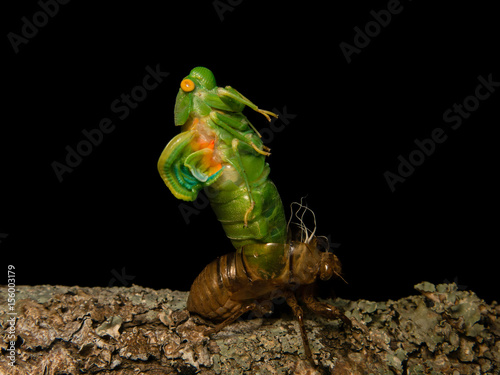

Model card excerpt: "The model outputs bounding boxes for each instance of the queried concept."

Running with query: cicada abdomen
[206,163,287,250]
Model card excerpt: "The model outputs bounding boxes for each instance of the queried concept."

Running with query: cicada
[158,69,350,364]
[158,67,287,249]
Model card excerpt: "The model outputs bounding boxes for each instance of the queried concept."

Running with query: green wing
[158,130,223,201]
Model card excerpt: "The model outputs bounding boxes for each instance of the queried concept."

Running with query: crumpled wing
[158,130,223,201]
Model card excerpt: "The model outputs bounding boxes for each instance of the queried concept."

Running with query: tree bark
[1,282,498,374]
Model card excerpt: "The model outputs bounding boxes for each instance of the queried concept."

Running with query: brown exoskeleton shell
[187,238,351,364]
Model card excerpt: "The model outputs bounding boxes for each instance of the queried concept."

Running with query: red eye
[181,79,195,92]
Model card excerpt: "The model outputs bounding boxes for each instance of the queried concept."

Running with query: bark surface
[1,282,498,374]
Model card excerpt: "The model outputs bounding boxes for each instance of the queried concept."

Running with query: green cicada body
[158,67,286,249]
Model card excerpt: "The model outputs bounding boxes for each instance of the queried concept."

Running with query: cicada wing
[184,149,223,184]
[158,131,202,201]
[158,130,224,201]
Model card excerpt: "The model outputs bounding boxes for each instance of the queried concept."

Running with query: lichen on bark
[0,283,498,374]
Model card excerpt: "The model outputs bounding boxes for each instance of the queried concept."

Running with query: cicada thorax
[185,118,223,174]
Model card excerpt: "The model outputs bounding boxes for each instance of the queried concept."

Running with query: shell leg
[299,284,352,329]
[204,302,257,335]
[284,291,314,365]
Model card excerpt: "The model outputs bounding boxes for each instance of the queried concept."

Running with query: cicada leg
[229,138,258,228]
[204,302,257,336]
[209,111,271,156]
[250,143,271,156]
[299,285,352,329]
[284,291,314,365]
[243,201,255,228]
[217,86,279,122]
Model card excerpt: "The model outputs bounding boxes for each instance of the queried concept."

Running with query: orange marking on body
[187,125,222,177]
[195,138,215,151]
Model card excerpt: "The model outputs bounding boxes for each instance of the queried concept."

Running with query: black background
[2,1,498,303]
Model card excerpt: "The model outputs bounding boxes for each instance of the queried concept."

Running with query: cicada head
[290,237,344,285]
[174,66,217,126]
[188,67,216,90]
[314,237,344,282]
